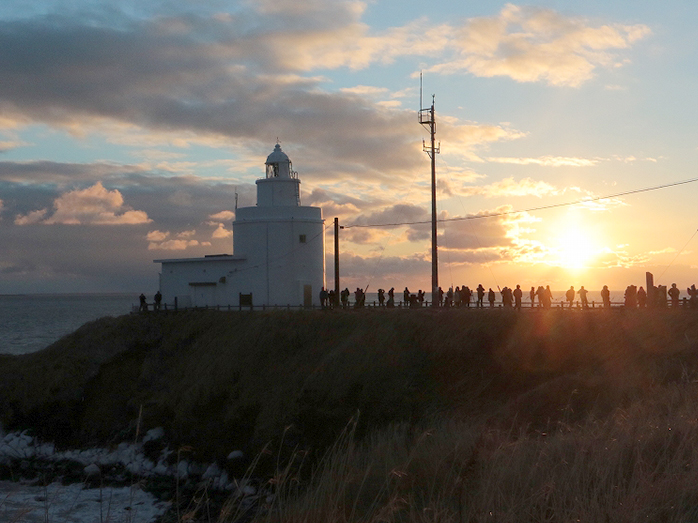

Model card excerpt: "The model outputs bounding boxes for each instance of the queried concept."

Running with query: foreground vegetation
[2,308,698,521]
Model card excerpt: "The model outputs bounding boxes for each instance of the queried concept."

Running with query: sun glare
[550,213,600,270]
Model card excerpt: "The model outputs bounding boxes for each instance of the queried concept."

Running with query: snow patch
[0,481,169,523]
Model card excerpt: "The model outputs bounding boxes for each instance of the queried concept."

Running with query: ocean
[0,293,138,355]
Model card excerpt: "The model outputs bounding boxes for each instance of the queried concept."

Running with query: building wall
[157,206,325,308]
[158,258,246,308]
[234,205,325,306]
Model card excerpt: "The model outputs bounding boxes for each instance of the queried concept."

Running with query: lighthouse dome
[264,143,293,179]
[266,143,289,165]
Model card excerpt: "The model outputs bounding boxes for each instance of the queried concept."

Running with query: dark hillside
[1,308,697,464]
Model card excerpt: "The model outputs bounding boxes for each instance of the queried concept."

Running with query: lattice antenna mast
[419,73,441,306]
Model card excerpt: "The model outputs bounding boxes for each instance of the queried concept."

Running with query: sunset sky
[1,0,696,296]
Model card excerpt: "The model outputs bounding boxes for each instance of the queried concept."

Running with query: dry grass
[3,308,698,521]
[245,380,698,523]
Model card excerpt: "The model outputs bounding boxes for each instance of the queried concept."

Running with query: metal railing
[133,299,694,314]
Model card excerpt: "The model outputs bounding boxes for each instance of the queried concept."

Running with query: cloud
[209,210,235,221]
[460,177,559,198]
[14,182,151,225]
[486,156,599,167]
[0,161,145,185]
[146,230,169,242]
[14,208,47,225]
[576,197,627,212]
[0,6,523,187]
[0,139,30,152]
[595,246,650,268]
[426,3,651,87]
[339,85,390,96]
[146,229,210,250]
[211,223,233,239]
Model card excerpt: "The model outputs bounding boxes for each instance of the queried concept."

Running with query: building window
[299,234,306,243]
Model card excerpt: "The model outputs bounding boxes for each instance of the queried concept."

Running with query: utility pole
[334,217,340,300]
[419,77,440,307]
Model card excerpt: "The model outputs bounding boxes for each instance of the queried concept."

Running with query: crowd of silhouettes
[145,280,698,312]
[324,281,698,310]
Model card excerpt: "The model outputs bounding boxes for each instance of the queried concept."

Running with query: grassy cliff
[1,309,696,456]
[3,308,698,520]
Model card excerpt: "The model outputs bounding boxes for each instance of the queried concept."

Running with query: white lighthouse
[155,144,325,308]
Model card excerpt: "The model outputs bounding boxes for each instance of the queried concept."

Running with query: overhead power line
[342,176,698,229]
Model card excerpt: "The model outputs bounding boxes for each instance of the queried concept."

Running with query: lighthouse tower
[233,144,325,306]
[155,144,325,308]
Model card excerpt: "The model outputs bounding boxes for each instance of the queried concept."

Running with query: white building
[154,144,325,308]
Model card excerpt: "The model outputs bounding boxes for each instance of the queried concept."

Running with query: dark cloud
[439,217,513,250]
[329,251,432,290]
[0,161,143,185]
[0,14,422,180]
[0,8,518,189]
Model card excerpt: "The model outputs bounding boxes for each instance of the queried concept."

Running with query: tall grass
[3,309,698,520]
[246,380,698,522]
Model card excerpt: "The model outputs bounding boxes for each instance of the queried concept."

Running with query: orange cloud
[211,223,233,239]
[48,183,151,225]
[486,156,599,167]
[146,229,210,250]
[460,177,559,198]
[15,182,152,225]
[14,209,48,225]
[14,182,151,225]
[209,210,236,221]
[427,4,651,87]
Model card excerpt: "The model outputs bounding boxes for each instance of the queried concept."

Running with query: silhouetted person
[387,287,395,308]
[530,286,536,308]
[578,286,589,309]
[535,286,544,308]
[139,293,147,312]
[354,287,365,308]
[445,287,453,308]
[378,288,385,306]
[688,285,698,308]
[476,284,485,308]
[462,286,471,308]
[488,288,496,308]
[624,285,637,308]
[513,284,523,310]
[601,285,611,309]
[341,288,350,308]
[501,287,513,308]
[403,287,410,306]
[454,286,461,308]
[437,287,444,307]
[565,286,575,309]
[544,286,553,308]
[328,289,336,309]
[319,287,328,309]
[637,286,647,308]
[154,291,162,311]
[668,283,680,308]
[417,290,425,306]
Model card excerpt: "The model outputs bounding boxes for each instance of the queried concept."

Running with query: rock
[143,427,165,443]
[227,450,244,460]
[84,463,101,477]
[177,460,189,479]
[202,463,221,480]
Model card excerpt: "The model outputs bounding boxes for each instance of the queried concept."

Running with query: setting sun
[550,212,600,270]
